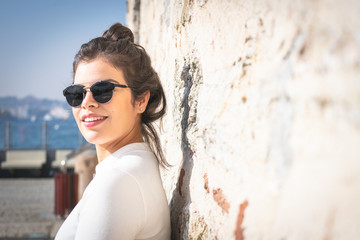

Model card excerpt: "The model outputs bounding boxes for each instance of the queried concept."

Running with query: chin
[81,131,106,145]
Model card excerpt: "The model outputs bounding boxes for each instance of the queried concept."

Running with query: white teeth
[83,117,106,122]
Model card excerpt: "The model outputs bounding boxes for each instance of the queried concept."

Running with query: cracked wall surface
[127,0,360,239]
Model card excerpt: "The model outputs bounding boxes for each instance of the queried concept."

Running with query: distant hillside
[0,96,71,121]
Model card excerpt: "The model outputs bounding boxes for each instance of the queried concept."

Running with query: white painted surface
[128,0,360,239]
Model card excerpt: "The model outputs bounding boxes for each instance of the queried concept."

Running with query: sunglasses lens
[63,81,117,107]
[63,85,84,107]
[91,81,115,104]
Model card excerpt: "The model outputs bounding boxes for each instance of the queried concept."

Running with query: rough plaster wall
[127,0,360,239]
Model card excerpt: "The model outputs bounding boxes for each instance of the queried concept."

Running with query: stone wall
[127,0,360,239]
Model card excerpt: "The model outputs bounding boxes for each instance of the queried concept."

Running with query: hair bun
[102,23,134,43]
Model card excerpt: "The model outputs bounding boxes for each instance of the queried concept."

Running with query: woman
[55,23,171,240]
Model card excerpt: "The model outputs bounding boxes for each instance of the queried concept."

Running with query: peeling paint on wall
[212,188,230,213]
[234,200,249,240]
[203,173,209,194]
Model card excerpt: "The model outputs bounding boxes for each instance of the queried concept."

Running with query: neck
[95,124,143,162]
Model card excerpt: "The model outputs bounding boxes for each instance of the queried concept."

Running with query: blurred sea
[0,118,86,150]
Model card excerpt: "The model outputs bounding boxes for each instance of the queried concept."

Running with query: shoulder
[85,143,170,239]
[111,142,159,176]
[93,163,144,199]
[81,159,148,226]
[74,166,147,239]
[92,143,159,198]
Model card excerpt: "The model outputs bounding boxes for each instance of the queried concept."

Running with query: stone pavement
[0,179,64,239]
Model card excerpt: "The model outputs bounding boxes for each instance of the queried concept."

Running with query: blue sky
[0,0,127,101]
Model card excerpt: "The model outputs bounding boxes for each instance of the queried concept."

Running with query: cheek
[111,102,137,123]
[72,108,81,122]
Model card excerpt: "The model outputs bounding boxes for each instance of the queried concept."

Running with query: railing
[0,120,89,176]
[0,119,86,150]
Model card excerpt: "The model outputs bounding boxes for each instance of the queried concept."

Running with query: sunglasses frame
[63,80,129,107]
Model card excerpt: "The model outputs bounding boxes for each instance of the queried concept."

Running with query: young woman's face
[72,58,143,148]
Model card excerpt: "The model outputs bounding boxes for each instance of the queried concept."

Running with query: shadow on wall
[170,64,195,239]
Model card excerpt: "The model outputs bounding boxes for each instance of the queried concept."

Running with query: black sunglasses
[63,80,129,107]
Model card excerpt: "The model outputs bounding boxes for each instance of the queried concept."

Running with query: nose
[81,87,98,109]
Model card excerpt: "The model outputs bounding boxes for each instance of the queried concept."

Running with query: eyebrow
[104,79,120,84]
[73,79,120,86]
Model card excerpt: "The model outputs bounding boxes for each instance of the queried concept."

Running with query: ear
[136,91,150,113]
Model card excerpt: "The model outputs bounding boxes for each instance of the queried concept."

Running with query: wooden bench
[52,149,76,169]
[1,150,46,169]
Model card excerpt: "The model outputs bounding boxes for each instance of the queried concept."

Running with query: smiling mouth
[82,116,108,122]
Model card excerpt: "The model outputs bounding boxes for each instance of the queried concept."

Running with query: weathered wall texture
[127,0,360,239]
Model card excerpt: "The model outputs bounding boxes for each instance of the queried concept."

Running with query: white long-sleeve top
[55,143,171,240]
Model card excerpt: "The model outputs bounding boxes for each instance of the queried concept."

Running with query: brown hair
[73,23,169,168]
